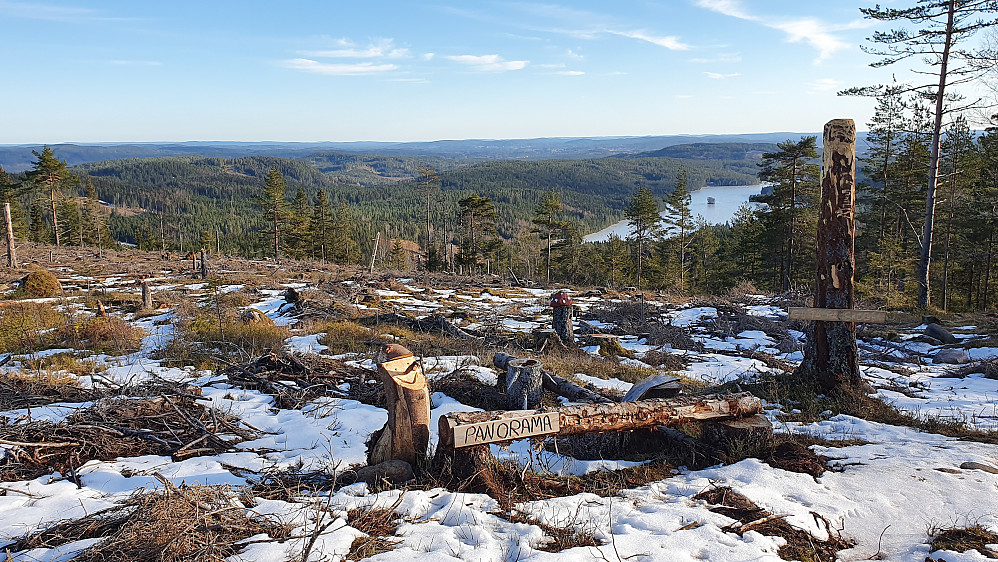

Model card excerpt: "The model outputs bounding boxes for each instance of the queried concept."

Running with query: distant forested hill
[30,147,761,254]
[626,142,777,161]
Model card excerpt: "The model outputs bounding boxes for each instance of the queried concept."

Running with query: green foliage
[625,186,660,288]
[21,269,63,298]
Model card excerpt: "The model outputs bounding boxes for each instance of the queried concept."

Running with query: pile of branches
[221,352,382,408]
[5,478,291,562]
[0,395,251,481]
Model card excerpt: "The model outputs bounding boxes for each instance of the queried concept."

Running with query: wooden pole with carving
[368,344,431,467]
[4,203,16,269]
[796,119,862,391]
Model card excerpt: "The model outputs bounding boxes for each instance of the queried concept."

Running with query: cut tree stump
[505,358,543,410]
[367,345,431,467]
[493,353,612,404]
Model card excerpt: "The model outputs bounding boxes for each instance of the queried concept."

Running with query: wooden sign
[789,307,889,323]
[453,412,560,448]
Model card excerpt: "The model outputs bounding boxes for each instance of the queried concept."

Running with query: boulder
[934,348,970,365]
[925,323,957,345]
[239,308,275,325]
[354,460,414,486]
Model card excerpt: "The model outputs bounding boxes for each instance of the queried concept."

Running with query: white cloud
[302,38,409,59]
[694,0,852,62]
[694,0,755,21]
[566,49,584,60]
[675,94,694,99]
[608,30,689,50]
[770,19,848,62]
[446,54,528,72]
[557,70,585,76]
[281,58,398,75]
[421,53,435,61]
[704,71,741,79]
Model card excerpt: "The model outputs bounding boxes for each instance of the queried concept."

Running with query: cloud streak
[0,0,135,22]
[446,54,528,72]
[301,38,409,59]
[280,58,398,76]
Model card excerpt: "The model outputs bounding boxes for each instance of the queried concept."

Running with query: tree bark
[552,305,574,345]
[797,119,862,391]
[368,349,431,467]
[437,392,761,446]
[50,185,60,247]
[4,203,15,269]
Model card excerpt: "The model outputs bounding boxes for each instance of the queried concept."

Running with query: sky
[0,0,939,143]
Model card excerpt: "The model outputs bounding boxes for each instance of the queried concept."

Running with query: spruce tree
[25,146,72,247]
[258,167,287,259]
[309,189,332,262]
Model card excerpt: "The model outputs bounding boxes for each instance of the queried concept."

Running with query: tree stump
[506,358,543,410]
[796,118,862,392]
[368,345,431,468]
[199,248,208,279]
[550,291,575,345]
[141,279,153,309]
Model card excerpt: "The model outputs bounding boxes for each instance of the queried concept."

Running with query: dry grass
[929,524,998,558]
[316,320,378,355]
[8,484,290,562]
[541,350,658,385]
[55,316,146,355]
[345,507,402,560]
[0,301,67,353]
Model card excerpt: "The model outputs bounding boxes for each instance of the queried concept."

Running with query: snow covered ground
[1,272,997,561]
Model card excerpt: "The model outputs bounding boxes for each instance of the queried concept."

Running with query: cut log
[506,358,543,410]
[368,346,431,467]
[698,414,774,452]
[437,392,761,450]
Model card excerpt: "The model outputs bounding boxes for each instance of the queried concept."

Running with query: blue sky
[1,1,909,143]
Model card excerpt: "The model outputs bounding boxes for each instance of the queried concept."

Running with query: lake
[582,183,766,242]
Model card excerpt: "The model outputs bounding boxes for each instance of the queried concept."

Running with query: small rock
[935,467,962,474]
[960,461,998,474]
[355,460,414,486]
[925,323,957,345]
[240,308,275,325]
[934,349,970,365]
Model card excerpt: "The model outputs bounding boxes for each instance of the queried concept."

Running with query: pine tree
[258,167,287,259]
[758,137,820,292]
[625,187,660,289]
[0,165,26,239]
[856,0,998,307]
[662,170,695,293]
[418,165,441,270]
[457,194,498,271]
[531,190,564,284]
[603,234,630,288]
[28,202,48,244]
[24,146,73,247]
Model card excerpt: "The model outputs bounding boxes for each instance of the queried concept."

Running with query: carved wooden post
[796,119,862,391]
[368,344,431,467]
[141,279,153,309]
[506,357,543,410]
[4,203,15,269]
[550,291,574,345]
